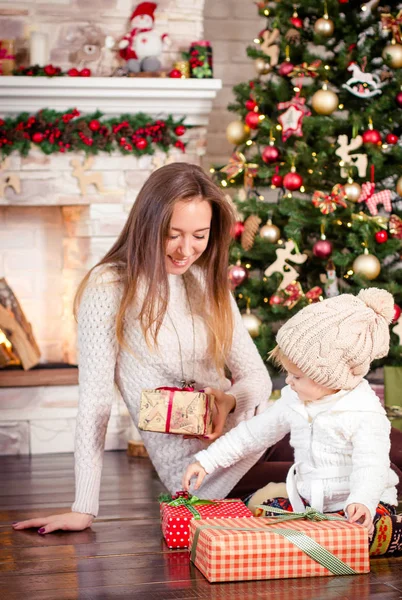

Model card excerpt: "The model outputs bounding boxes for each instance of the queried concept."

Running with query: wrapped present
[189,508,370,582]
[138,387,214,436]
[159,492,253,549]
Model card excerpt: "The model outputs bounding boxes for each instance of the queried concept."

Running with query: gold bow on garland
[389,214,402,239]
[290,59,322,78]
[351,211,389,229]
[220,151,259,189]
[312,184,347,215]
[381,11,402,44]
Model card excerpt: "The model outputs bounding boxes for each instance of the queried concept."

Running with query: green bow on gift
[158,492,216,520]
[191,505,358,576]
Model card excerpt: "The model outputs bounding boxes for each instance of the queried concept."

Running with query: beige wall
[203,0,261,169]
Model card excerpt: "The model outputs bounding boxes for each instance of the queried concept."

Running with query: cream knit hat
[276,288,394,390]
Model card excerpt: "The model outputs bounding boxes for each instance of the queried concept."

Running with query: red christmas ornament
[313,239,333,259]
[386,133,398,144]
[278,62,294,77]
[32,132,44,143]
[271,174,283,188]
[80,68,91,77]
[339,0,348,3]
[169,69,182,78]
[269,294,283,306]
[245,111,260,129]
[245,99,257,111]
[396,92,402,108]
[174,125,186,136]
[362,129,382,145]
[228,263,248,288]
[393,304,402,323]
[232,221,245,239]
[89,119,101,132]
[135,138,148,150]
[262,145,280,164]
[375,230,388,244]
[283,171,303,191]
[290,16,303,28]
[68,68,79,77]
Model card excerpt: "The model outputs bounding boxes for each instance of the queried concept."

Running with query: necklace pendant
[180,379,195,389]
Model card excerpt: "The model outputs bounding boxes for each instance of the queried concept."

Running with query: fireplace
[0,77,221,454]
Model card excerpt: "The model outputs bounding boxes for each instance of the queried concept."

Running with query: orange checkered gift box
[159,492,252,549]
[189,507,370,583]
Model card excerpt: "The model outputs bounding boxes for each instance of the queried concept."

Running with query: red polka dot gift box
[159,491,253,549]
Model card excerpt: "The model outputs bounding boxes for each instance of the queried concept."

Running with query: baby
[183,288,401,555]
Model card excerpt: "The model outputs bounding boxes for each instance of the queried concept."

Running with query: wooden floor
[2,453,402,600]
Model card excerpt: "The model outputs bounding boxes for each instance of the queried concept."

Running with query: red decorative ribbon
[312,184,347,214]
[389,214,402,239]
[290,59,321,78]
[359,182,392,216]
[156,386,195,434]
[305,286,323,303]
[381,11,402,44]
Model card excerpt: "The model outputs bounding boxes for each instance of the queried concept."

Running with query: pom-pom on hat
[276,288,394,390]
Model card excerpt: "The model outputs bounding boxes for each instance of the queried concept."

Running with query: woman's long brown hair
[74,162,236,375]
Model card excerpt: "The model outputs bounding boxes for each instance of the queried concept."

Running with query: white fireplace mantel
[0,76,222,125]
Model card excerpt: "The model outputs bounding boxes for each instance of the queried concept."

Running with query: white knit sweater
[72,266,272,517]
[195,380,398,518]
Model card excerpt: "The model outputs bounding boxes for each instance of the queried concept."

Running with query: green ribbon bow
[159,493,216,520]
[191,505,358,576]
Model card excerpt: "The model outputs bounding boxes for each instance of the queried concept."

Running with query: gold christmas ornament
[382,42,402,69]
[396,176,402,196]
[314,16,334,37]
[241,214,262,251]
[259,219,281,243]
[226,121,250,145]
[352,251,381,280]
[241,310,262,338]
[311,85,339,115]
[255,57,271,75]
[344,180,362,202]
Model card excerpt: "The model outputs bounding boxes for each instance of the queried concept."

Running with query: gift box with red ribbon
[189,508,370,582]
[138,387,214,436]
[159,492,253,549]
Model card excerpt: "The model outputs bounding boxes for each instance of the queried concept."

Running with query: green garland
[0,108,187,158]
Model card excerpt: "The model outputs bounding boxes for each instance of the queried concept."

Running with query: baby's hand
[346,503,374,535]
[182,461,207,492]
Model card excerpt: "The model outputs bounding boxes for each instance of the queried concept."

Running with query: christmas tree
[215,0,402,372]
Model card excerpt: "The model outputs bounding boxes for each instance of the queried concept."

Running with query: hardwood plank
[0,367,78,387]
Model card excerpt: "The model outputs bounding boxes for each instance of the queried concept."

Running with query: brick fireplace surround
[0,76,221,455]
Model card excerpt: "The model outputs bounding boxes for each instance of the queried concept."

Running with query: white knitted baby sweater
[72,265,272,516]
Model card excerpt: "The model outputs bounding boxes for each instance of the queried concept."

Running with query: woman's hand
[346,503,374,535]
[205,387,236,442]
[12,511,94,535]
[182,461,207,491]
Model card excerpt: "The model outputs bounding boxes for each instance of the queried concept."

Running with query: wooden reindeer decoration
[71,156,123,195]
[259,28,280,67]
[264,240,308,290]
[0,158,21,198]
[335,135,368,179]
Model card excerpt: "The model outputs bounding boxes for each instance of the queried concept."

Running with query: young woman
[13,162,272,534]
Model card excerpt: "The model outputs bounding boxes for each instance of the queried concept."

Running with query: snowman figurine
[119,2,170,73]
